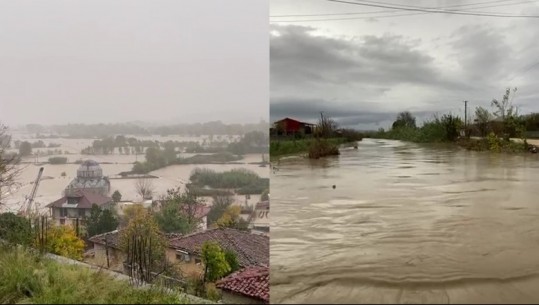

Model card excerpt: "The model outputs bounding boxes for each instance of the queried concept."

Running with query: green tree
[201,241,231,282]
[120,206,167,282]
[86,204,119,237]
[224,249,240,274]
[475,106,492,137]
[0,212,32,246]
[491,87,520,140]
[207,196,233,226]
[392,111,417,130]
[154,188,201,234]
[112,190,122,203]
[19,141,32,157]
[215,205,248,231]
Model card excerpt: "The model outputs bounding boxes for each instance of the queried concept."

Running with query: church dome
[77,159,103,179]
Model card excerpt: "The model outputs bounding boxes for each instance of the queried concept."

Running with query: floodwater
[270,138,539,304]
[2,135,268,214]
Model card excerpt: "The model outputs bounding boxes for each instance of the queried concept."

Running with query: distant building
[65,160,110,196]
[46,189,113,226]
[216,266,269,304]
[249,201,269,234]
[272,117,316,136]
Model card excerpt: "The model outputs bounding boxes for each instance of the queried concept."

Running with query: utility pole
[464,100,468,129]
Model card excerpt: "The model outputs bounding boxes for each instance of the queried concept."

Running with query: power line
[325,0,539,18]
[271,0,536,18]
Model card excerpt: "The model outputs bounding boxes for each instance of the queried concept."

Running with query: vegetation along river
[270,138,539,304]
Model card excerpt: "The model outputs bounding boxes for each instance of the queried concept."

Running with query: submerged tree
[112,190,122,203]
[135,178,155,200]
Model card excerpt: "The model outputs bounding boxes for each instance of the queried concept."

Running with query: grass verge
[0,245,188,304]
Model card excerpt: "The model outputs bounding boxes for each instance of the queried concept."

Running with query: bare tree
[135,178,155,200]
[0,124,21,206]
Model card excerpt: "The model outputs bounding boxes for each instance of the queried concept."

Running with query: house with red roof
[272,117,316,136]
[46,189,113,226]
[216,266,269,304]
[167,228,269,277]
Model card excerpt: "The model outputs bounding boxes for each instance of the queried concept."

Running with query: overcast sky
[270,0,539,130]
[0,0,268,127]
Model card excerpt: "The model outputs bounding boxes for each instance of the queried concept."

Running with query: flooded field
[270,138,539,304]
[2,135,268,214]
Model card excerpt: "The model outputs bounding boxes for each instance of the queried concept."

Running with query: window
[176,250,190,262]
[78,209,86,218]
[60,208,68,217]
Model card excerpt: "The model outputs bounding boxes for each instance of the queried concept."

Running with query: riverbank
[270,137,357,160]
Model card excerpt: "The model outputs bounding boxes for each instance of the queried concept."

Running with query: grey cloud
[271,25,464,90]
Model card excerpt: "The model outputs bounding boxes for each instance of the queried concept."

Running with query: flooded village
[0,122,270,303]
[0,0,269,302]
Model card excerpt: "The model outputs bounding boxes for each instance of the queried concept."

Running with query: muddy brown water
[270,138,539,304]
[2,135,268,213]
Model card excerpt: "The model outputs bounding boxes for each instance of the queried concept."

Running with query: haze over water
[271,138,539,304]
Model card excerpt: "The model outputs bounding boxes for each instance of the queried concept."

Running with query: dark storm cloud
[270,25,465,90]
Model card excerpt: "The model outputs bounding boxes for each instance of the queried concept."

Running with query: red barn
[273,117,316,135]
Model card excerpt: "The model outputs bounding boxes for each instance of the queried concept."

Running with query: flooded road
[270,138,539,304]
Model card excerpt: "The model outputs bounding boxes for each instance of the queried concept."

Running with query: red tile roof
[46,189,112,209]
[168,228,269,267]
[216,266,269,303]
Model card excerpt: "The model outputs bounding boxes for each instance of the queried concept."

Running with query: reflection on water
[271,138,539,304]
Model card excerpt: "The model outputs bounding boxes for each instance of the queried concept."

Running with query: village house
[271,117,316,136]
[87,230,125,272]
[167,228,269,277]
[87,231,183,273]
[216,266,269,304]
[87,228,269,280]
[249,201,269,235]
[46,189,113,226]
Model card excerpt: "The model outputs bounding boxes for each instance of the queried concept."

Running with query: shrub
[308,139,340,159]
[0,213,32,246]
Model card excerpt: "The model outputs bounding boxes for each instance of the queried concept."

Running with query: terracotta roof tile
[46,190,112,209]
[168,228,269,267]
[216,266,269,303]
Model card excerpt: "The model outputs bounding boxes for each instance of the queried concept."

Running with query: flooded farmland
[2,134,268,214]
[270,138,539,304]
